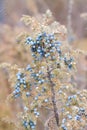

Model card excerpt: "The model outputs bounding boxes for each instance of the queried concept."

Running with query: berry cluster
[26,32,74,72]
[23,119,36,129]
[13,72,27,98]
[60,93,87,130]
[26,32,62,60]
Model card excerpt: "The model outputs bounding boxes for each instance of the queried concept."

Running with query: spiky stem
[47,66,59,126]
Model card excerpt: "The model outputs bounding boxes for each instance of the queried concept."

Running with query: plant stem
[47,66,59,126]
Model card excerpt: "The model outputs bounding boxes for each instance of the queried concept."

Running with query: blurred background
[0,0,87,130]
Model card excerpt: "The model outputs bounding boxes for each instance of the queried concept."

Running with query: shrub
[1,10,87,130]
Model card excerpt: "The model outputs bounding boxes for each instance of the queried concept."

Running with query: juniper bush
[0,10,87,130]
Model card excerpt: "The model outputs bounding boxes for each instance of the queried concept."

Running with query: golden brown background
[0,0,87,130]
